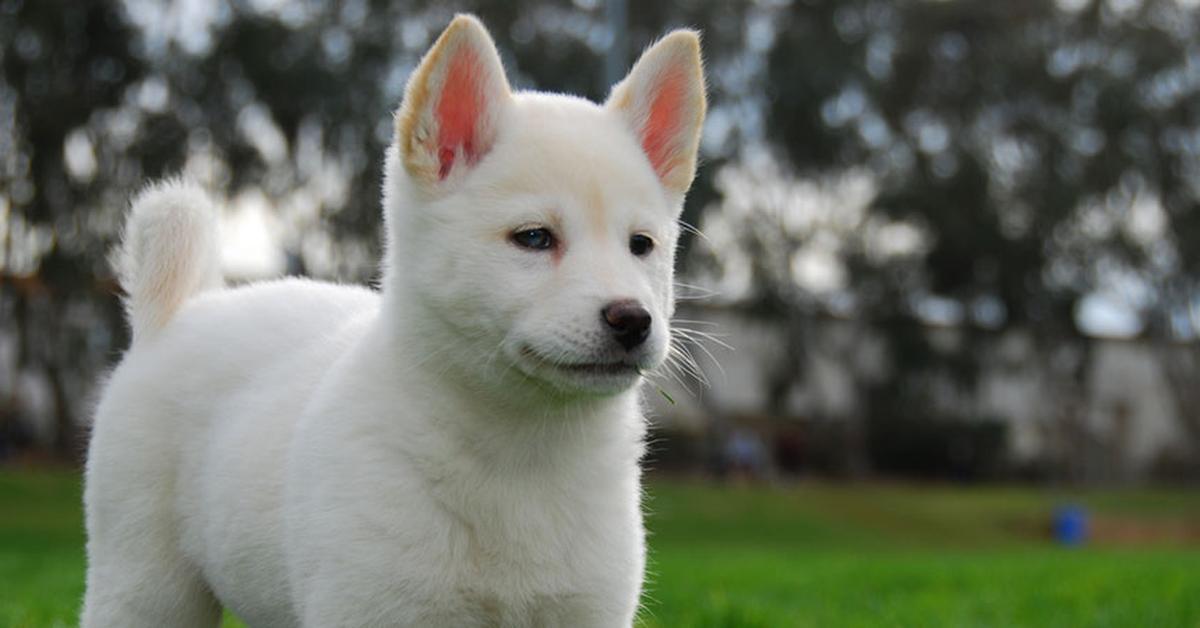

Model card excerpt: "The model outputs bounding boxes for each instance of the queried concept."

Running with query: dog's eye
[629,234,654,257]
[511,227,555,251]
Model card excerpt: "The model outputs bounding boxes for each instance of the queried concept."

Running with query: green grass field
[2,471,1198,627]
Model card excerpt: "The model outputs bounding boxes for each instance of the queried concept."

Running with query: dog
[82,14,705,627]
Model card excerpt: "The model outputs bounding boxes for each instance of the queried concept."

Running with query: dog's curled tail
[117,179,222,342]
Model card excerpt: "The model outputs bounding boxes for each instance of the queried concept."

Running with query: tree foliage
[2,0,1198,476]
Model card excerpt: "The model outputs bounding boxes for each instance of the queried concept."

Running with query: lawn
[2,472,1198,627]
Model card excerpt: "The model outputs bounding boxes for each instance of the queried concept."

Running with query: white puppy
[83,14,705,628]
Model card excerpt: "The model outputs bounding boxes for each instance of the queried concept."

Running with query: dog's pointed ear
[395,14,511,186]
[606,30,707,198]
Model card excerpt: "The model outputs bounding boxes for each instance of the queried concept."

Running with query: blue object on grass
[1053,505,1089,546]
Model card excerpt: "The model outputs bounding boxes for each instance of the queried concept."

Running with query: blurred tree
[693,0,1200,477]
[0,0,744,461]
[4,0,1196,478]
[1,0,146,460]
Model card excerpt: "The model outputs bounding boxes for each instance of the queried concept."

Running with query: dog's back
[86,187,377,625]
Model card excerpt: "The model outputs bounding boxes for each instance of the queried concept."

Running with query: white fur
[83,15,705,628]
[115,180,222,339]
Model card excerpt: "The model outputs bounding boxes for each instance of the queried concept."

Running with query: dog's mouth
[516,345,642,386]
[553,360,639,376]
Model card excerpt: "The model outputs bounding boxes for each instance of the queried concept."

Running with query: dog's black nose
[602,300,652,351]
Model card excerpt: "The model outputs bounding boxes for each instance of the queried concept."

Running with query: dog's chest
[449,491,607,583]
[433,482,640,622]
[456,590,595,627]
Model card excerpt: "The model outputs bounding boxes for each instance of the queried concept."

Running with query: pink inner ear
[436,47,486,180]
[641,70,686,180]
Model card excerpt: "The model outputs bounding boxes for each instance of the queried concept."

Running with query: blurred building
[648,304,1196,483]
